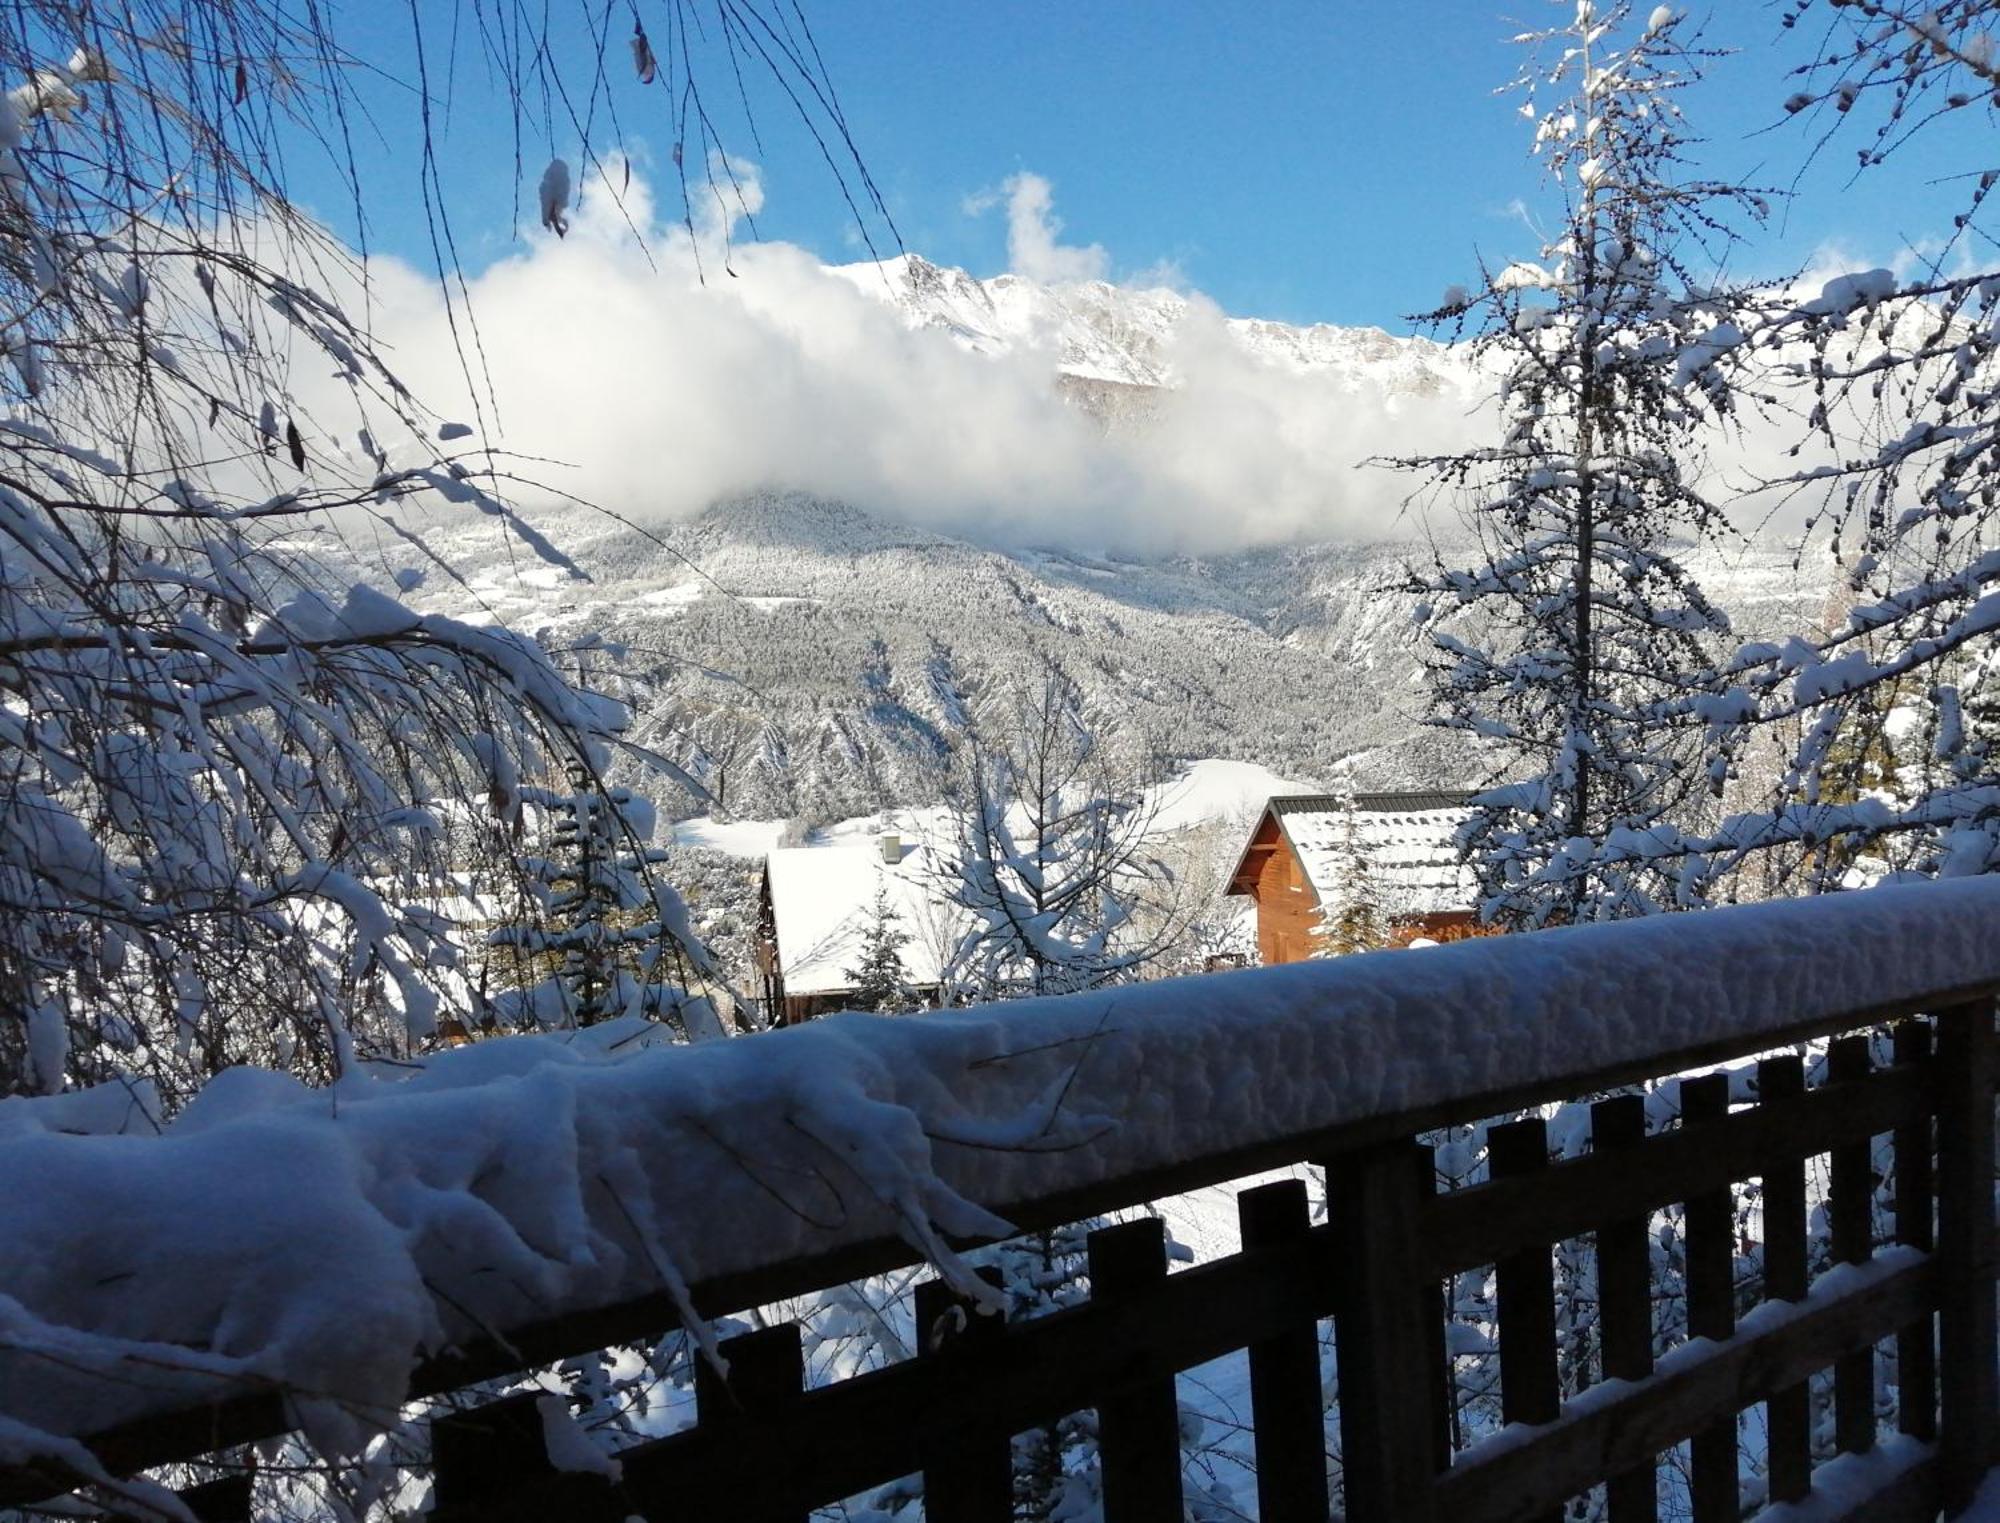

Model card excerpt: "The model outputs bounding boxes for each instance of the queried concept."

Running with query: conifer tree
[1397,1,1761,928]
[1638,0,2000,891]
[844,884,915,1013]
[485,767,723,1036]
[1315,790,1392,956]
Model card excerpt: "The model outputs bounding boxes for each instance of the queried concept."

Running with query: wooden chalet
[1225,790,1483,964]
[755,834,957,1024]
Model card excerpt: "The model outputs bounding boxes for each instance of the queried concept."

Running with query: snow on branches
[1527,2,2000,897]
[1397,2,1765,927]
[932,662,1173,1000]
[0,6,718,1105]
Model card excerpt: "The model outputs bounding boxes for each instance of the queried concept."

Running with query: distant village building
[1224,791,1483,964]
[756,834,959,1023]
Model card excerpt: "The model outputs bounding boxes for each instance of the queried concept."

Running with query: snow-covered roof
[1231,791,1478,918]
[763,841,965,997]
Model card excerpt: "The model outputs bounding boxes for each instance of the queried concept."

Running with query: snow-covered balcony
[3,879,1998,1521]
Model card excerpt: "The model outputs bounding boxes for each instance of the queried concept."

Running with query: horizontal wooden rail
[1423,1060,1929,1276]
[8,987,1997,1523]
[1433,1254,1938,1523]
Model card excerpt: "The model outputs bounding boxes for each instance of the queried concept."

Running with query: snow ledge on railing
[3,876,1998,1458]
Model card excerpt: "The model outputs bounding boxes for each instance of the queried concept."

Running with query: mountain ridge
[372,255,1829,831]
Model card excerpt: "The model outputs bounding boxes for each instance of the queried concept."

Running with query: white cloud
[977,170,1110,286]
[271,159,1485,558]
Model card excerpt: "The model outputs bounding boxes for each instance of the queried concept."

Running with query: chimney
[878,832,902,865]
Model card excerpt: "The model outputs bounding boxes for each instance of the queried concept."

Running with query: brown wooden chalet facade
[1225,791,1486,965]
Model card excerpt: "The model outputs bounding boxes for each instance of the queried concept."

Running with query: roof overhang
[1223,805,1292,899]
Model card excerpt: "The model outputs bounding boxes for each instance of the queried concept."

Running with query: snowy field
[670,756,1316,858]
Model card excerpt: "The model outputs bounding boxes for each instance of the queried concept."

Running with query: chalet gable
[1227,792,1474,906]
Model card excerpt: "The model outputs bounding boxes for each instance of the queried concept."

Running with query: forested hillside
[382,488,1829,831]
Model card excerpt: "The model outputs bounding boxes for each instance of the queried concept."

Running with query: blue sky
[312,3,1992,330]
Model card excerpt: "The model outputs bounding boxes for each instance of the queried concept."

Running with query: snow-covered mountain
[402,493,1818,831]
[374,255,1827,831]
[830,251,1471,407]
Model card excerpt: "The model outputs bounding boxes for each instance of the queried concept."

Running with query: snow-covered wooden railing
[3,879,2000,1520]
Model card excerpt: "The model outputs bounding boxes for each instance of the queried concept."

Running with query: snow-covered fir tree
[1399,2,1762,928]
[843,884,916,1013]
[934,661,1172,1000]
[1612,0,2000,895]
[484,768,722,1036]
[1313,787,1393,956]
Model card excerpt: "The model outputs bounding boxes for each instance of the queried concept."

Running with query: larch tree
[1398,0,1763,928]
[933,660,1172,1000]
[1624,0,2000,896]
[0,0,891,1105]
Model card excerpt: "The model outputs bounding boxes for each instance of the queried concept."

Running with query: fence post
[1489,1117,1562,1523]
[176,1475,252,1523]
[1680,1072,1737,1523]
[1935,998,1997,1515]
[695,1324,808,1523]
[1087,1217,1184,1523]
[1828,1035,1879,1457]
[1240,1178,1331,1523]
[1892,1020,1936,1444]
[1758,1054,1810,1505]
[1327,1141,1437,1523]
[915,1269,1012,1523]
[1592,1093,1657,1523]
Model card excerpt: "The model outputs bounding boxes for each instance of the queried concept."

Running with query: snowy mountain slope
[339,255,1833,832]
[392,492,1826,833]
[830,252,1472,404]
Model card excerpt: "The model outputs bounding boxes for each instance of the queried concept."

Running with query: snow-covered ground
[668,756,1314,861]
[1144,758,1317,835]
[668,815,790,856]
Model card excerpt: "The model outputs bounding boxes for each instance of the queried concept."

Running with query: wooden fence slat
[1892,1020,1936,1444]
[1935,997,1997,1515]
[1422,1063,1926,1277]
[1829,1034,1878,1457]
[176,1474,252,1523]
[1087,1218,1184,1523]
[1487,1118,1561,1523]
[1592,1094,1657,1523]
[693,1324,808,1523]
[1758,1054,1811,1505]
[915,1270,1011,1523]
[1238,1179,1331,1523]
[1431,1255,1936,1523]
[429,1389,624,1523]
[1329,1141,1438,1523]
[1421,1162,1453,1475]
[1680,1072,1737,1523]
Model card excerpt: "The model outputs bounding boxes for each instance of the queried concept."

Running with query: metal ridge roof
[1268,789,1474,816]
